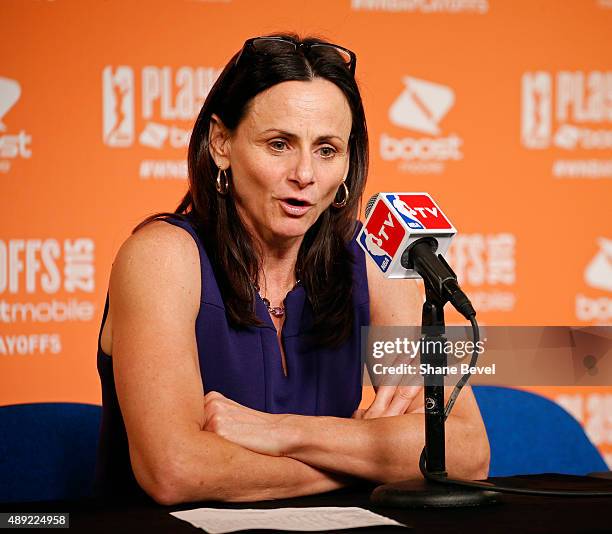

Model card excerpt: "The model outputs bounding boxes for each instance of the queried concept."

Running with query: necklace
[254,279,301,318]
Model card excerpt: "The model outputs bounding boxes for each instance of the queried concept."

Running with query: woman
[94,34,489,505]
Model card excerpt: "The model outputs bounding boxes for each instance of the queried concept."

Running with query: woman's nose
[291,150,315,187]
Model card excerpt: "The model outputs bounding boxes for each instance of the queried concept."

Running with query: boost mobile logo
[0,78,20,132]
[381,76,462,170]
[0,76,32,161]
[389,77,454,135]
[576,238,612,323]
[585,238,612,293]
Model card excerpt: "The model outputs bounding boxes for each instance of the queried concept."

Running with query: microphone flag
[358,193,456,278]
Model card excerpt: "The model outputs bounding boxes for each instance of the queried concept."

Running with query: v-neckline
[254,284,304,379]
[254,284,302,332]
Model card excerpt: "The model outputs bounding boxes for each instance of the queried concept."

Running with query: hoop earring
[216,167,229,195]
[332,181,349,208]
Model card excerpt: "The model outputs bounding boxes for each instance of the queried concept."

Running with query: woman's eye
[319,146,336,158]
[270,140,287,151]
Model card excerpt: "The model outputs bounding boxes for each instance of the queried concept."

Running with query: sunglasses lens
[242,38,355,73]
[309,44,353,67]
[251,38,296,55]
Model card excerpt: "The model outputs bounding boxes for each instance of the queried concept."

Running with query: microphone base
[370,478,498,508]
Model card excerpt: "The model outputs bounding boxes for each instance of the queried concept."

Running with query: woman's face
[222,78,352,248]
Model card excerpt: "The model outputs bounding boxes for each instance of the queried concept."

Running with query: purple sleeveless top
[94,214,370,501]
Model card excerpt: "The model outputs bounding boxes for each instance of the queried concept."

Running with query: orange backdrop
[1,0,611,467]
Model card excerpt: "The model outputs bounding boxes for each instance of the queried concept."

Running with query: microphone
[359,193,475,319]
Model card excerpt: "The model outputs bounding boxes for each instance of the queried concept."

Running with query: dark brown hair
[133,33,369,347]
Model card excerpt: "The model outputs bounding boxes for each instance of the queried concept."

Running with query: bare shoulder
[109,219,201,323]
[115,219,199,269]
[365,254,422,326]
[111,221,200,300]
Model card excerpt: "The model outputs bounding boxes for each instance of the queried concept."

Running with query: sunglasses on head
[234,36,357,76]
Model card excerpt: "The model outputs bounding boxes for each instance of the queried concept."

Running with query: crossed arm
[109,222,489,506]
[202,386,489,487]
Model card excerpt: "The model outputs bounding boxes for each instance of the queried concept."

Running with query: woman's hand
[202,391,291,457]
[352,385,422,419]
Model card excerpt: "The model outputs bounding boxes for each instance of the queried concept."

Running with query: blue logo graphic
[359,229,392,272]
[386,194,425,230]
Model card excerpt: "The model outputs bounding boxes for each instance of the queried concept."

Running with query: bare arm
[306,252,489,481]
[277,389,488,482]
[203,255,490,482]
[205,377,489,484]
[109,221,354,505]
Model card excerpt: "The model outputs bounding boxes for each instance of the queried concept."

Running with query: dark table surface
[2,474,612,533]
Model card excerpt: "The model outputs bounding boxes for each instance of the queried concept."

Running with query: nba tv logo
[102,67,134,147]
[521,71,552,149]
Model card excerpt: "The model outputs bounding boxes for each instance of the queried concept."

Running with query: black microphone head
[365,193,379,218]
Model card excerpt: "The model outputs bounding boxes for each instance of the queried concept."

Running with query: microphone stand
[370,280,497,508]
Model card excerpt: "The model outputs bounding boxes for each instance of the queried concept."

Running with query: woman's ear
[208,113,231,169]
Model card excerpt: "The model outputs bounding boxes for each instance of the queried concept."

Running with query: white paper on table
[170,506,408,533]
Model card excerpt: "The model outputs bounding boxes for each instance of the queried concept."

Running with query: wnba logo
[521,72,552,149]
[521,70,612,150]
[101,65,220,152]
[102,66,135,147]
[101,64,220,179]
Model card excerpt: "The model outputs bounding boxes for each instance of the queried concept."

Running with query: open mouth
[279,198,313,216]
[283,198,312,207]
